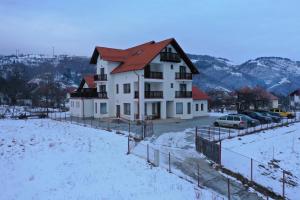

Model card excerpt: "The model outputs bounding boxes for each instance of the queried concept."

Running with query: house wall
[70,98,94,118]
[193,100,208,117]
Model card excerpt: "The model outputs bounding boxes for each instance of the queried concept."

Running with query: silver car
[214,115,248,129]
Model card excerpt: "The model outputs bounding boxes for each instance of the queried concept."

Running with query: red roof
[83,75,96,88]
[90,38,199,74]
[192,86,209,100]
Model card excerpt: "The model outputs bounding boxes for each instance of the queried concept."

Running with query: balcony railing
[94,74,107,81]
[70,91,108,99]
[160,52,181,63]
[175,72,192,80]
[145,91,163,98]
[144,71,163,79]
[134,91,163,98]
[175,91,192,98]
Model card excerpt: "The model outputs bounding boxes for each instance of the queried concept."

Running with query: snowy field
[0,119,217,200]
[222,123,300,199]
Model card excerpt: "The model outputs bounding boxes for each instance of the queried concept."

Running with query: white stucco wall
[193,100,208,117]
[70,98,94,118]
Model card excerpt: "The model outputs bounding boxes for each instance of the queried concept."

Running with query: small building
[289,89,300,109]
[192,86,209,117]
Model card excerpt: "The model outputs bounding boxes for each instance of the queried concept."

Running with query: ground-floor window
[196,103,199,111]
[187,102,191,114]
[95,102,97,113]
[76,102,80,108]
[124,103,131,115]
[71,101,74,108]
[176,102,183,114]
[100,103,107,114]
[201,103,204,111]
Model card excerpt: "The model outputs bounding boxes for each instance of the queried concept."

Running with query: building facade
[290,89,300,109]
[70,38,208,120]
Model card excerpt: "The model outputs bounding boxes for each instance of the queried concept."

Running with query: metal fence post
[251,158,253,182]
[147,144,149,163]
[282,170,285,198]
[219,141,222,165]
[128,122,131,134]
[218,127,221,141]
[127,136,130,154]
[168,152,171,173]
[227,178,231,200]
[197,164,200,187]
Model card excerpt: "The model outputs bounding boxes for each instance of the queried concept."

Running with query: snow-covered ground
[222,123,300,199]
[0,119,217,200]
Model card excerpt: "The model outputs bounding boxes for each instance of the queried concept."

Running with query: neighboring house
[289,89,300,109]
[236,87,278,110]
[70,38,209,120]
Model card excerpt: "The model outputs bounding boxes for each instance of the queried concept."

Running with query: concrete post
[139,74,145,120]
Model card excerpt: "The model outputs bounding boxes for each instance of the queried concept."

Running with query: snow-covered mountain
[190,55,300,95]
[0,53,299,96]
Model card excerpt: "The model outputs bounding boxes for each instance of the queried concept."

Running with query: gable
[90,38,199,74]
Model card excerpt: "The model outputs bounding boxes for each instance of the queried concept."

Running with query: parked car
[18,113,28,119]
[255,110,281,123]
[240,111,272,124]
[214,115,248,129]
[269,108,295,119]
[229,114,260,127]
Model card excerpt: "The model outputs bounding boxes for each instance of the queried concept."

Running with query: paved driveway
[152,116,218,137]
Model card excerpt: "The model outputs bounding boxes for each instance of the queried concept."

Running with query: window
[227,116,234,121]
[196,104,199,111]
[100,103,107,114]
[71,101,74,107]
[95,102,97,113]
[100,68,105,74]
[187,102,191,114]
[234,117,240,121]
[201,103,204,111]
[220,116,226,120]
[76,102,80,108]
[176,103,183,114]
[124,103,131,115]
[180,66,186,73]
[171,64,173,70]
[171,83,173,88]
[99,85,106,92]
[168,47,172,52]
[123,83,131,94]
[116,84,119,94]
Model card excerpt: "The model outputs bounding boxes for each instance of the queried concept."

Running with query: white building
[70,38,209,120]
[290,89,300,109]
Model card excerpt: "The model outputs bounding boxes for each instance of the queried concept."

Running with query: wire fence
[197,117,300,142]
[221,147,298,200]
[128,138,248,200]
[195,121,300,200]
[48,112,154,140]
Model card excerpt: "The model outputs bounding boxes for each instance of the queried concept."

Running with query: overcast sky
[1,0,300,63]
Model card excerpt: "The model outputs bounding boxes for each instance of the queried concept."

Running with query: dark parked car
[256,110,281,123]
[229,114,260,127]
[240,111,272,124]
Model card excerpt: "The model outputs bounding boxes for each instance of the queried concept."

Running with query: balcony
[160,52,181,63]
[175,91,192,98]
[145,91,163,98]
[70,90,108,99]
[94,74,107,81]
[175,72,192,80]
[134,91,163,99]
[144,71,163,79]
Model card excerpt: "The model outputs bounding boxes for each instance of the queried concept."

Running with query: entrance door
[180,66,186,73]
[116,105,120,118]
[180,84,186,91]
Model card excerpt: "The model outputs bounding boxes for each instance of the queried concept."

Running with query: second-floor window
[100,68,105,74]
[123,83,131,94]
